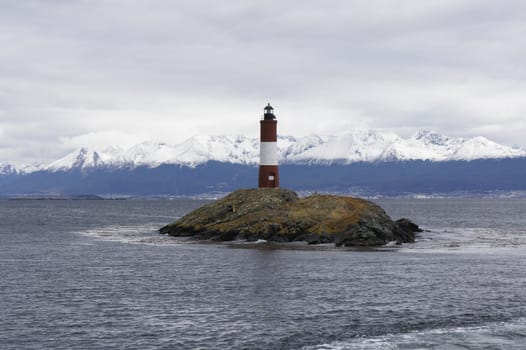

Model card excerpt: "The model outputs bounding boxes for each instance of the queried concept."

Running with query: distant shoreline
[6,195,127,201]
[3,189,526,201]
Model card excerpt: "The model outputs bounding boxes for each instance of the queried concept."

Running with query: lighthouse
[259,103,279,188]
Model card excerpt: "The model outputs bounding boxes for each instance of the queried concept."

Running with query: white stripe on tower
[260,142,278,165]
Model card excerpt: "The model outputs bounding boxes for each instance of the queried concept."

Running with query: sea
[1,197,525,349]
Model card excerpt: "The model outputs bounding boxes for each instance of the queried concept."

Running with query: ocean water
[0,198,525,349]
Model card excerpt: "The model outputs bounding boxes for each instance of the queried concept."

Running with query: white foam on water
[75,224,526,252]
[75,224,189,245]
[302,318,526,350]
[398,226,526,253]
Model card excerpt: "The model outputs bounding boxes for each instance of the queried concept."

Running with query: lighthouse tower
[259,103,279,188]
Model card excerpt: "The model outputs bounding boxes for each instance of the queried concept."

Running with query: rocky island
[160,189,421,246]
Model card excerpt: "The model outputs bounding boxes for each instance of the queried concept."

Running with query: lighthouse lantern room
[259,103,279,188]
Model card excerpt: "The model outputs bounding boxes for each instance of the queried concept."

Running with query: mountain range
[1,130,525,196]
[4,130,525,173]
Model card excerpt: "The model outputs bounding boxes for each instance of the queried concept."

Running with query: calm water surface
[1,198,525,349]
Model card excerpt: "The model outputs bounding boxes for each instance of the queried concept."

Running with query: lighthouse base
[258,165,279,188]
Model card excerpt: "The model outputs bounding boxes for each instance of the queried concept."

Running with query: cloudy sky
[1,0,526,166]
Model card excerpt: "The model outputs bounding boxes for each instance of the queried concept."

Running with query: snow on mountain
[385,131,526,162]
[282,130,404,163]
[121,141,175,166]
[47,146,125,171]
[47,147,102,171]
[118,136,260,167]
[0,162,17,175]
[166,135,259,166]
[450,136,524,160]
[19,163,46,173]
[379,131,454,162]
[17,130,526,172]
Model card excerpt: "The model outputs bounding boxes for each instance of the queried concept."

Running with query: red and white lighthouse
[259,103,279,188]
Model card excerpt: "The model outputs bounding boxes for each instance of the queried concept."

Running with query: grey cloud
[1,0,526,165]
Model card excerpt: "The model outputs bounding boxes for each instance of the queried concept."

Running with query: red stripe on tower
[259,103,279,188]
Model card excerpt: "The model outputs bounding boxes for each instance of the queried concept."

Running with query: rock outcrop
[160,188,422,246]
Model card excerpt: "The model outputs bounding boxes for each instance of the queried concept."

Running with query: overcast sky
[1,0,526,165]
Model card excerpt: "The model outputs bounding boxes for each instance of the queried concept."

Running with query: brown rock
[159,188,421,246]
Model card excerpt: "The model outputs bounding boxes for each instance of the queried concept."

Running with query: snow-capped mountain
[281,130,403,163]
[47,146,129,171]
[14,130,526,173]
[120,136,260,167]
[0,162,17,175]
[380,130,525,161]
[37,136,262,172]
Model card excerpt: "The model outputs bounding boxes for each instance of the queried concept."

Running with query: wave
[399,226,526,252]
[302,318,526,350]
[75,223,188,245]
[74,222,526,252]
